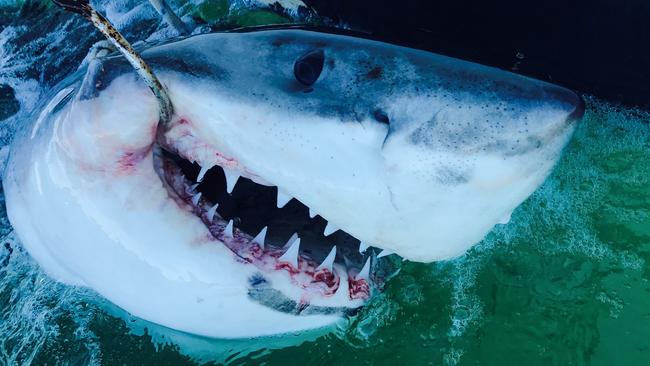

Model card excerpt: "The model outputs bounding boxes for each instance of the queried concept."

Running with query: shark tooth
[207,203,219,222]
[278,238,300,268]
[285,232,298,247]
[223,169,239,194]
[252,226,268,248]
[191,192,202,206]
[323,222,338,236]
[359,242,370,254]
[498,212,512,224]
[308,207,317,218]
[377,249,393,258]
[224,220,234,238]
[189,183,199,192]
[276,190,292,208]
[197,165,209,182]
[356,257,371,281]
[342,254,353,268]
[316,246,337,272]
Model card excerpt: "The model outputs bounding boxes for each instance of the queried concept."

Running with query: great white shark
[2,25,583,338]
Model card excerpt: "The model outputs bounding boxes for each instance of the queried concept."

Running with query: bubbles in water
[345,293,400,346]
[0,232,102,365]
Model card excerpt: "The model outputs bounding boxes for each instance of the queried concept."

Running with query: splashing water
[339,100,650,365]
[1,0,649,364]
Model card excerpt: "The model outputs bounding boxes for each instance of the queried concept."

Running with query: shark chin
[2,28,583,338]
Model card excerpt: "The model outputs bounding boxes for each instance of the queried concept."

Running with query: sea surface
[1,1,649,364]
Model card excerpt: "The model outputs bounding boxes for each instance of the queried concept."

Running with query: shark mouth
[151,128,397,308]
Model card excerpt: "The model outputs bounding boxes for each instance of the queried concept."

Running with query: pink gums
[161,117,268,183]
[348,277,371,300]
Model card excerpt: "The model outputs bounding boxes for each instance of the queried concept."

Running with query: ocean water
[1,1,649,365]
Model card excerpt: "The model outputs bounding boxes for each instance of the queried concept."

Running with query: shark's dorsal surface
[2,29,583,338]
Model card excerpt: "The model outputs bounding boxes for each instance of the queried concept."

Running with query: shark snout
[567,93,585,124]
[542,84,585,124]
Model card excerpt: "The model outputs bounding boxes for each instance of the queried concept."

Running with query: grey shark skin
[3,29,583,338]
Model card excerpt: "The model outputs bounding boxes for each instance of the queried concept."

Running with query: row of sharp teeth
[190,163,395,279]
[212,210,373,281]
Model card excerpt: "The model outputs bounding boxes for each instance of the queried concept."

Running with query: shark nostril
[373,109,390,125]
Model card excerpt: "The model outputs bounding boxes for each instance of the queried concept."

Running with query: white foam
[0,232,102,364]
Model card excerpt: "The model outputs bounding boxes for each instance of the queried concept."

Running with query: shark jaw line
[153,121,385,304]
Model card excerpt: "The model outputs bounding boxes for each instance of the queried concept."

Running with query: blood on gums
[249,244,264,258]
[313,269,340,295]
[348,278,370,300]
[275,261,301,275]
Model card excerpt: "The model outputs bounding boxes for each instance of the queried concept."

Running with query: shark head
[2,29,583,338]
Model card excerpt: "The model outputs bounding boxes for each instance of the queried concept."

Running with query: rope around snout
[52,0,174,125]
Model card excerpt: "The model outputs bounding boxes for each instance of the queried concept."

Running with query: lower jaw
[151,144,382,303]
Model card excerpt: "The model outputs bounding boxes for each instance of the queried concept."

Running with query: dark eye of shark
[293,49,325,86]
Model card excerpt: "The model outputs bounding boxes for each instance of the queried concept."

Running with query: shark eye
[294,49,324,86]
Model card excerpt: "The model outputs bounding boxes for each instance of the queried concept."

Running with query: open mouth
[151,128,399,309]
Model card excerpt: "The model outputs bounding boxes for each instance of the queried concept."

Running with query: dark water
[1,1,649,364]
